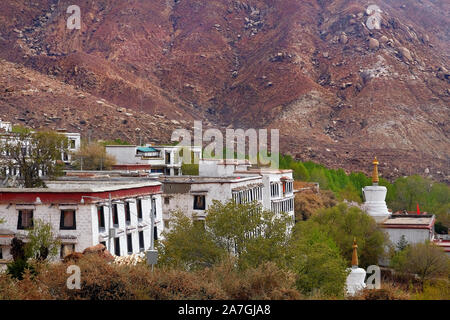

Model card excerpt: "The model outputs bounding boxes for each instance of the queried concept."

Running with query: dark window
[114,238,120,256]
[164,197,170,205]
[100,241,106,248]
[60,210,76,230]
[112,204,119,226]
[137,199,143,220]
[97,206,105,229]
[125,202,131,225]
[60,244,75,259]
[0,247,3,259]
[193,195,206,210]
[127,234,133,254]
[138,231,144,251]
[153,226,158,241]
[17,210,33,229]
[70,139,76,149]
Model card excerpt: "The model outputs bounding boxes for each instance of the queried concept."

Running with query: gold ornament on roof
[372,157,379,185]
[351,237,359,267]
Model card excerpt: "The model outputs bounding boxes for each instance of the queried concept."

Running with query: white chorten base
[346,267,367,296]
[362,186,391,222]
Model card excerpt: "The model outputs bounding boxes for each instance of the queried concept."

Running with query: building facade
[106,145,202,176]
[0,179,162,266]
[160,175,264,227]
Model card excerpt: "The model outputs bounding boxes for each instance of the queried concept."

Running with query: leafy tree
[291,162,310,181]
[310,168,329,189]
[158,211,226,270]
[71,142,116,170]
[308,203,388,267]
[0,130,69,187]
[338,184,362,203]
[159,201,293,270]
[205,200,293,269]
[25,219,61,261]
[391,242,450,283]
[7,237,34,280]
[288,223,348,297]
[396,235,409,252]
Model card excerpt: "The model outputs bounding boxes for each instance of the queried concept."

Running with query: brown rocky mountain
[0,0,448,181]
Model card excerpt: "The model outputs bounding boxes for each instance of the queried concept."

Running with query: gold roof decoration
[351,237,359,267]
[372,157,379,185]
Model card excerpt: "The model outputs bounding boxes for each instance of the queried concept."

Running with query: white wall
[385,228,433,246]
[0,194,163,259]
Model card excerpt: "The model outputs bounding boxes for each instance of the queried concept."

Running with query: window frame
[17,209,34,230]
[193,195,206,210]
[60,209,76,230]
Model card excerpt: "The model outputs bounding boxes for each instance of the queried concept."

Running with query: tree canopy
[0,130,68,187]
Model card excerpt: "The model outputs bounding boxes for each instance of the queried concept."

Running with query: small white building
[57,129,81,164]
[0,178,163,266]
[106,145,202,176]
[381,214,436,246]
[0,119,12,133]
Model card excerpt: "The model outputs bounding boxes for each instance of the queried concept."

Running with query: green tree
[158,211,226,270]
[396,235,409,252]
[391,242,450,283]
[0,130,69,187]
[71,142,116,170]
[292,162,310,181]
[25,219,61,261]
[205,200,293,269]
[308,203,388,267]
[288,223,348,297]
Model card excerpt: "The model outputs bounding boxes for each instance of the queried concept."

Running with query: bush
[6,259,36,280]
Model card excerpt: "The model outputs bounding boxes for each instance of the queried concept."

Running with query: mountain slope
[0,0,448,181]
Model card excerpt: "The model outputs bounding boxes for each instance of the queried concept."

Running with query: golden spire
[351,237,358,267]
[372,157,379,185]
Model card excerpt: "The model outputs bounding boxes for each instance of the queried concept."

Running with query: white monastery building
[0,178,162,266]
[160,159,296,228]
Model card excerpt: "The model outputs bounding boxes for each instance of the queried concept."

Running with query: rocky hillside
[0,0,448,181]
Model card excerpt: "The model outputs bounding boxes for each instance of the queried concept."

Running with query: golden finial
[372,157,379,185]
[351,237,358,267]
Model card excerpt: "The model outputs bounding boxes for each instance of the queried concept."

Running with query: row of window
[113,228,158,256]
[271,181,294,198]
[17,209,76,230]
[98,198,156,230]
[232,186,263,205]
[270,183,280,197]
[271,198,294,214]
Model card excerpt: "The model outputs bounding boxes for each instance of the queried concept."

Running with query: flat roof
[0,179,161,193]
[381,215,435,229]
[235,168,293,174]
[159,175,262,184]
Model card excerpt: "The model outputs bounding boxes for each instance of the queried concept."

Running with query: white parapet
[362,185,390,222]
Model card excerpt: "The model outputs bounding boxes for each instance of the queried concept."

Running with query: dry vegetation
[0,255,302,300]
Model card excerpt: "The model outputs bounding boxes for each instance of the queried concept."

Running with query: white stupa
[362,157,391,223]
[346,238,366,296]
